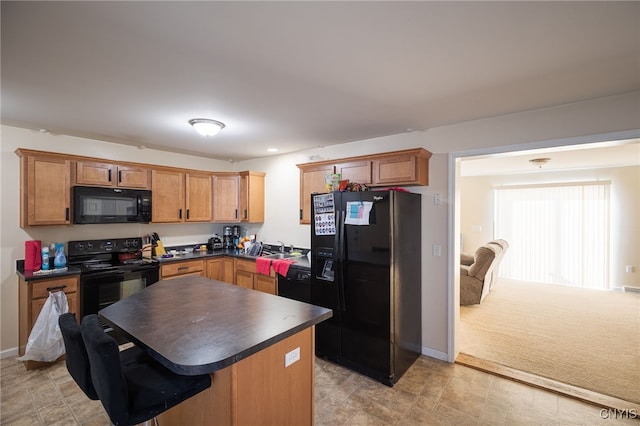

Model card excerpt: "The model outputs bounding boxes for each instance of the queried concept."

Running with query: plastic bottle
[54,243,66,268]
[41,247,49,270]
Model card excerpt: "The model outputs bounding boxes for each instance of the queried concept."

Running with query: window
[494,182,610,289]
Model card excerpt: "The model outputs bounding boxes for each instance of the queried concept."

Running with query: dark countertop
[16,260,81,281]
[156,248,311,270]
[99,276,331,375]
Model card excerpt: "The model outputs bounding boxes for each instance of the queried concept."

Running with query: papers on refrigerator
[344,201,373,225]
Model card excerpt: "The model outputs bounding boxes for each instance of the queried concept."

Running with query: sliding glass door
[494,182,610,289]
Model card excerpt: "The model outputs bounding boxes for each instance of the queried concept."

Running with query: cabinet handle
[46,285,66,292]
[186,209,190,220]
[235,209,238,219]
[178,266,189,271]
[66,208,70,221]
[108,169,112,182]
[179,209,182,219]
[300,209,303,220]
[244,209,248,219]
[118,170,122,183]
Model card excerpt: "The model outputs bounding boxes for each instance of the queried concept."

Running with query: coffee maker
[232,226,241,248]
[223,226,233,249]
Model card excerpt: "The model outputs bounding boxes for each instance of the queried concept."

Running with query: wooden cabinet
[240,171,265,223]
[18,275,80,369]
[298,163,334,224]
[372,150,430,186]
[213,174,240,222]
[297,148,432,224]
[74,161,150,189]
[234,259,277,294]
[160,260,205,280]
[206,257,234,284]
[185,173,213,222]
[152,169,185,222]
[152,170,212,223]
[17,150,71,227]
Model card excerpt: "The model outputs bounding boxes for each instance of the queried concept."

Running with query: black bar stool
[80,314,212,425]
[58,313,149,401]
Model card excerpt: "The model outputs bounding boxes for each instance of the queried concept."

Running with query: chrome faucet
[277,241,285,252]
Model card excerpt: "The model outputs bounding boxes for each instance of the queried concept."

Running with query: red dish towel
[255,257,272,275]
[272,259,295,277]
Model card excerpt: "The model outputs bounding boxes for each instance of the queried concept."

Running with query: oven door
[80,266,159,320]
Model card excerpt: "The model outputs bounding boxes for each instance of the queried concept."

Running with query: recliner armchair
[460,239,509,305]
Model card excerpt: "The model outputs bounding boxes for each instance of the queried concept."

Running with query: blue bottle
[41,247,49,270]
[54,243,66,268]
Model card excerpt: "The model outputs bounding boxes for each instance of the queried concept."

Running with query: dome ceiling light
[529,157,551,168]
[189,118,225,136]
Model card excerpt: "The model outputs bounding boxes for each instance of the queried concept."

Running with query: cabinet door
[117,165,151,189]
[24,155,71,226]
[75,161,115,186]
[372,154,417,185]
[160,260,205,279]
[235,270,254,289]
[152,170,185,222]
[31,291,78,325]
[240,171,265,223]
[299,164,334,224]
[336,160,372,185]
[186,173,213,222]
[207,258,224,281]
[223,258,235,283]
[213,175,240,222]
[254,274,276,295]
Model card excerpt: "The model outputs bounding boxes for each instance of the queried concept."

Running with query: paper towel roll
[24,240,42,271]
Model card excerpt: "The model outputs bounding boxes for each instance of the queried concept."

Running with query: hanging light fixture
[529,157,551,168]
[189,118,225,136]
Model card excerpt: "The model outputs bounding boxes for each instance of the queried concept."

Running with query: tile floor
[1,355,635,425]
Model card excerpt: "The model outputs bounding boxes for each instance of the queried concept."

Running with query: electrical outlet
[434,193,441,206]
[626,265,634,273]
[285,347,300,367]
[432,245,441,256]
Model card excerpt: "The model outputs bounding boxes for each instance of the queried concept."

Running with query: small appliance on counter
[223,226,233,249]
[207,234,223,250]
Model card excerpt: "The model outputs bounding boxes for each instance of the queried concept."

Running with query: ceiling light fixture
[529,157,551,168]
[189,118,225,136]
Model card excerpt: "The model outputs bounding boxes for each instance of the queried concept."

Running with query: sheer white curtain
[494,181,610,289]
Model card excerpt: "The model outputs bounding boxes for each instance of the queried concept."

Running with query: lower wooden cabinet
[18,274,80,369]
[160,260,205,280]
[206,258,234,284]
[234,259,277,294]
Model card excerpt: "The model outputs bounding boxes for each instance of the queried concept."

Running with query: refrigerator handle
[338,210,347,311]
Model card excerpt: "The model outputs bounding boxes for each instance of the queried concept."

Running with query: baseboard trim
[1,347,19,360]
[456,353,640,412]
[421,346,449,362]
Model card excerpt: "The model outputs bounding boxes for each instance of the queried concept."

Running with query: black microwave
[73,186,152,224]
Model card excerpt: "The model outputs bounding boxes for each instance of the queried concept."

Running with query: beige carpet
[459,279,640,404]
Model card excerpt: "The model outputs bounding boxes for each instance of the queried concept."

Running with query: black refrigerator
[311,190,422,386]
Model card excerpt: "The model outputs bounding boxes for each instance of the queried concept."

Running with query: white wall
[2,90,639,358]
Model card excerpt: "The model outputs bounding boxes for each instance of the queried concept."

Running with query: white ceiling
[2,2,639,162]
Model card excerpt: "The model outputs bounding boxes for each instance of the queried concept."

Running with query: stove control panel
[68,237,143,256]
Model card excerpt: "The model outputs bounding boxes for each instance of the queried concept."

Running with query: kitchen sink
[262,252,296,259]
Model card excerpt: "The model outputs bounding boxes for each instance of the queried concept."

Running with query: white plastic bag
[17,291,69,362]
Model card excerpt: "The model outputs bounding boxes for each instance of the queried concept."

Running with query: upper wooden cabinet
[240,171,265,223]
[185,173,213,222]
[16,150,71,227]
[74,161,150,189]
[213,174,240,222]
[152,170,212,223]
[297,148,431,224]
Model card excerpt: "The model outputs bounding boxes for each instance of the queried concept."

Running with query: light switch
[285,347,300,367]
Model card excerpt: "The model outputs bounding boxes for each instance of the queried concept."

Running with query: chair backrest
[81,314,130,425]
[58,313,98,400]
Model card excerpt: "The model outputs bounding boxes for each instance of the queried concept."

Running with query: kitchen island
[99,276,332,425]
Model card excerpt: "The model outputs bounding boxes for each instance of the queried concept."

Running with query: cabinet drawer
[31,292,78,325]
[31,277,78,299]
[161,260,205,278]
[235,259,257,274]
